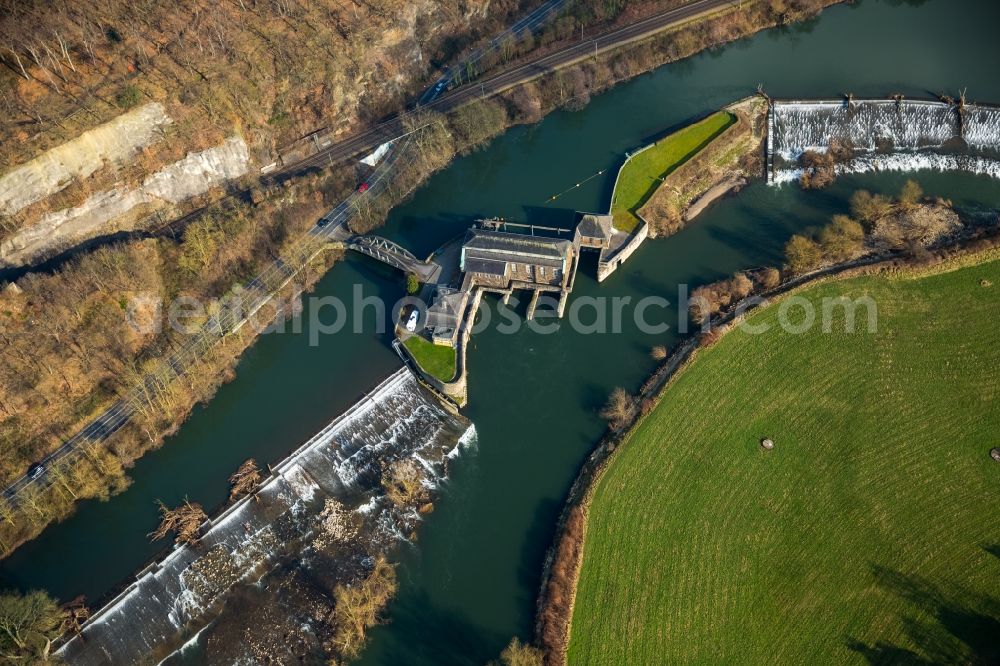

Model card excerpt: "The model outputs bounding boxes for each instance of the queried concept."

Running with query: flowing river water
[3,0,1000,663]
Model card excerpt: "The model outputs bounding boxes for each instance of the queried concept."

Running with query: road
[281,0,739,176]
[0,0,571,509]
[0,0,734,287]
[1,0,736,513]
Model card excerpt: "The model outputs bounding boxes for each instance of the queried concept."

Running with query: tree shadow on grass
[845,559,1000,664]
[981,542,1000,562]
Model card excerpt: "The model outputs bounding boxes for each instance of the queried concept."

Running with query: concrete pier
[526,289,541,320]
[557,289,569,318]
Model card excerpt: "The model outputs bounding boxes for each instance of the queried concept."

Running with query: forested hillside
[0,0,530,164]
[0,0,837,556]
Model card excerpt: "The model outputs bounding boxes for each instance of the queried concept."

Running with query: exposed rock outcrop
[0,103,172,216]
[1,136,250,268]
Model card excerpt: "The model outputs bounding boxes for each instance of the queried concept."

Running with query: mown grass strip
[611,111,735,232]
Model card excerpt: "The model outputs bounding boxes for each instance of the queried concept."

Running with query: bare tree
[60,596,89,636]
[53,30,75,72]
[499,637,544,666]
[0,589,65,660]
[327,556,397,659]
[600,387,634,431]
[4,47,29,79]
[381,459,426,508]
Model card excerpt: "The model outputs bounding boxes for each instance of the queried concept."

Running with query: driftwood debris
[149,499,207,546]
[229,458,263,501]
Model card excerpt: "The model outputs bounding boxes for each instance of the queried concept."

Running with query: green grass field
[403,335,456,382]
[610,111,734,232]
[568,255,1000,664]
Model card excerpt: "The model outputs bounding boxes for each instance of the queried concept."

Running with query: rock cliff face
[0,103,172,216]
[1,136,250,268]
[0,0,519,269]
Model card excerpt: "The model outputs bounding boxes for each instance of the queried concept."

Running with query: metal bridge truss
[347,235,420,273]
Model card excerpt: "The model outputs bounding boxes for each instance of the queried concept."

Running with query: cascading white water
[769,99,1000,183]
[962,105,1000,148]
[771,153,1000,185]
[772,100,958,158]
[57,369,471,666]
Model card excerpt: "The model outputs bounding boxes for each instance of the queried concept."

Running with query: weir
[768,99,1000,183]
[57,369,471,665]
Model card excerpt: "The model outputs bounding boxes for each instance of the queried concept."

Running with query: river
[3,0,1000,663]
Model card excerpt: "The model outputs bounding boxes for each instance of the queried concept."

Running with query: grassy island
[610,111,735,232]
[403,336,457,383]
[568,254,1000,664]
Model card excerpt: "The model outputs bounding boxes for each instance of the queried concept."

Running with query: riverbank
[56,369,472,664]
[534,229,1000,664]
[0,224,343,557]
[0,0,848,560]
[638,96,768,235]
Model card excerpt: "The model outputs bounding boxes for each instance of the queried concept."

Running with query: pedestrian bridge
[345,234,441,282]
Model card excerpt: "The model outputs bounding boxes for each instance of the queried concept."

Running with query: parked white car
[405,309,419,332]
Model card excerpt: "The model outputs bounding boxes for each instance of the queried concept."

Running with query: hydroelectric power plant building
[460,228,576,291]
[423,215,629,348]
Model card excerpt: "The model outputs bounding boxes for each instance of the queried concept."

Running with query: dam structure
[768,99,1000,183]
[57,369,471,665]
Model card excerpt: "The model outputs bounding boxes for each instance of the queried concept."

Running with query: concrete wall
[596,139,658,282]
[397,338,466,406]
[395,288,482,407]
[597,222,648,282]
